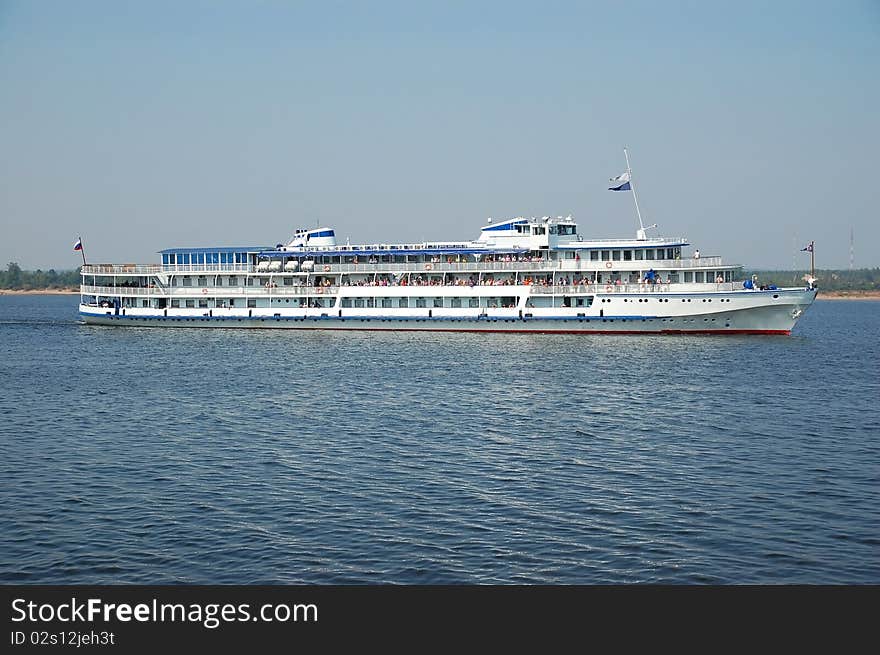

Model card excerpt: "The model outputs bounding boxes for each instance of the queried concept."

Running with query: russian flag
[74,238,83,251]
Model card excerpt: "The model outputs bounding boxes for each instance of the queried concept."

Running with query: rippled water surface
[1,295,878,583]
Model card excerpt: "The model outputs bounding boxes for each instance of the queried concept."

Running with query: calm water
[1,294,878,584]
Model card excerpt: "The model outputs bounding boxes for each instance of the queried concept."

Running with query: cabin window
[695,272,704,283]
[354,298,364,308]
[601,250,610,260]
[590,251,599,261]
[635,250,644,260]
[612,250,622,261]
[644,249,655,260]
[398,298,408,308]
[215,277,223,287]
[684,271,693,283]
[623,250,632,261]
[416,298,426,308]
[198,299,208,308]
[185,300,194,308]
[381,298,392,308]
[366,298,375,308]
[198,276,207,286]
[283,277,293,286]
[469,297,479,308]
[229,276,238,286]
[451,297,462,308]
[341,298,352,307]
[162,254,169,265]
[142,300,149,308]
[171,300,180,308]
[182,277,192,287]
[433,297,443,308]
[247,299,257,308]
[209,253,219,265]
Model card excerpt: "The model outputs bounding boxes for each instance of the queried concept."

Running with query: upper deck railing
[81,281,751,297]
[82,264,162,275]
[82,257,727,277]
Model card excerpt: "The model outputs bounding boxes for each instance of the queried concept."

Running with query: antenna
[850,226,854,271]
[622,147,656,240]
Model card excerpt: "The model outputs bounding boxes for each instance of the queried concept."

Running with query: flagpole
[623,147,645,232]
[810,241,815,280]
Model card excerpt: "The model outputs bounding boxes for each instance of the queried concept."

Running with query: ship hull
[79,288,817,334]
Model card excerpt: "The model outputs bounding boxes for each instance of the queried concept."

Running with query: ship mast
[622,148,656,240]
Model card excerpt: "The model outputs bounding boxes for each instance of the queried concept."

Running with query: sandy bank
[818,290,880,300]
[0,288,79,295]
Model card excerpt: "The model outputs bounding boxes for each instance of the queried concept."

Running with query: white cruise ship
[79,214,817,334]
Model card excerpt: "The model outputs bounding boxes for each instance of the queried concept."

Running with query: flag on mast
[608,171,631,191]
[74,238,83,251]
[801,242,813,253]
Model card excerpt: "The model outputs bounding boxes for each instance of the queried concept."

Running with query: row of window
[162,247,687,267]
[163,252,249,265]
[340,297,519,308]
[586,248,681,262]
[171,270,732,287]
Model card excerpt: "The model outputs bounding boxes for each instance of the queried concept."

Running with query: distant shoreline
[0,288,79,295]
[818,290,880,300]
[1,288,878,300]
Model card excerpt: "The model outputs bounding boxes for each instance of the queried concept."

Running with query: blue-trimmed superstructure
[79,214,818,334]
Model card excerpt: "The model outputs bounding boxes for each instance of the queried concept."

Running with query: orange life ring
[201,288,208,294]
[324,265,331,272]
[605,261,613,268]
[605,285,613,293]
[425,263,433,271]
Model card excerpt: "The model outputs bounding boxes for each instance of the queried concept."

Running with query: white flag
[609,171,630,183]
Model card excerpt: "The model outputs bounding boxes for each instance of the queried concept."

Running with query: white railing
[82,257,726,278]
[161,264,252,273]
[81,264,162,275]
[270,257,724,274]
[80,285,154,296]
[530,282,740,294]
[82,281,748,298]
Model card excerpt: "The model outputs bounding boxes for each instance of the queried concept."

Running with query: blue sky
[1,0,878,270]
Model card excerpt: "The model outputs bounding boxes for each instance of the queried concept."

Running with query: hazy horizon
[2,1,878,271]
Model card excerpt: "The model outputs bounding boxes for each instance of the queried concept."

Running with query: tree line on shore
[1,263,81,290]
[1,261,879,291]
[743,268,880,292]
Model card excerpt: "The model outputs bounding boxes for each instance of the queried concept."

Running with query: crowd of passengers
[311,273,677,287]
